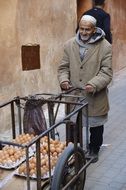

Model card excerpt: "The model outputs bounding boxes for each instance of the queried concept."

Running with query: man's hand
[85,84,94,93]
[60,81,72,90]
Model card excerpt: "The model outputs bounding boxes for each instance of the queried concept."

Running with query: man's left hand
[85,85,94,93]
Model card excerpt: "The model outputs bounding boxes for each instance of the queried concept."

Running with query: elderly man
[58,15,113,163]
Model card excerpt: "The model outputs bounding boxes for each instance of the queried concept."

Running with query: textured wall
[107,0,126,71]
[0,0,77,132]
[77,0,92,22]
[0,0,77,103]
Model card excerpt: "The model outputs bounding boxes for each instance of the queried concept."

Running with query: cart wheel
[41,179,50,190]
[51,144,86,190]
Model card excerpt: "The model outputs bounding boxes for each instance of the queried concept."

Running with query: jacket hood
[89,27,105,43]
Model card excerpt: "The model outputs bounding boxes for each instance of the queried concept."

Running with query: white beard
[80,34,90,42]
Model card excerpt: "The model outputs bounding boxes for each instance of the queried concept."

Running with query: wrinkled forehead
[79,20,95,29]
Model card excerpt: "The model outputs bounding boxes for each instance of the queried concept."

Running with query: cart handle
[60,87,85,95]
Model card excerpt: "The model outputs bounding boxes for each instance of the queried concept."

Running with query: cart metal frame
[0,88,93,190]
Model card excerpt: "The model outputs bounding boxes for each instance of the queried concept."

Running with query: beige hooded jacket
[58,28,113,116]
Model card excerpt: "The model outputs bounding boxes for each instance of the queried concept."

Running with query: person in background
[58,15,113,163]
[77,0,112,44]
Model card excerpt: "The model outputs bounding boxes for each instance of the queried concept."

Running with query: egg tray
[0,152,34,169]
[14,167,54,180]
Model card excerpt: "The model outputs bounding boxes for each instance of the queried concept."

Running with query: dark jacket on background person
[77,7,112,44]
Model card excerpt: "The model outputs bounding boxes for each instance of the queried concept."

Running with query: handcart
[0,88,94,190]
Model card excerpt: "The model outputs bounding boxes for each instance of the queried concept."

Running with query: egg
[30,169,35,176]
[41,159,46,166]
[18,166,24,174]
[56,147,62,153]
[8,148,14,156]
[41,168,47,176]
[10,156,16,162]
[41,149,47,155]
[14,153,20,160]
[50,147,56,153]
[52,151,58,157]
[30,157,36,164]
[29,163,35,170]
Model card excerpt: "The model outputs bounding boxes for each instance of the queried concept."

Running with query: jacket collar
[73,39,101,65]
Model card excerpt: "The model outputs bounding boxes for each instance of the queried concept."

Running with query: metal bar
[26,147,30,190]
[0,140,25,148]
[19,96,85,105]
[77,109,83,147]
[47,133,52,185]
[66,103,71,145]
[15,98,22,134]
[85,104,89,150]
[0,100,14,108]
[73,124,78,174]
[11,101,16,139]
[36,138,41,190]
[47,102,55,139]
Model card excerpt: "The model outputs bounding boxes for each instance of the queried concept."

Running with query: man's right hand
[60,81,72,90]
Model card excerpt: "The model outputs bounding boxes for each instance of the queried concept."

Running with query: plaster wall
[0,0,77,132]
[107,0,126,71]
[0,0,77,103]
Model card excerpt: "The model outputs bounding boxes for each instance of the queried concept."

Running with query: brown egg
[52,151,58,157]
[56,147,62,153]
[30,157,36,164]
[8,148,14,156]
[14,153,20,160]
[41,168,47,176]
[42,149,47,155]
[59,144,64,150]
[41,159,46,166]
[2,159,7,165]
[23,168,27,175]
[30,169,35,176]
[29,163,36,170]
[21,149,25,156]
[53,139,59,145]
[40,146,44,152]
[1,154,5,160]
[18,166,24,174]
[50,147,56,153]
[10,156,16,162]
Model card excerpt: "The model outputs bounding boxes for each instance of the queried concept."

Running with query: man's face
[79,20,96,42]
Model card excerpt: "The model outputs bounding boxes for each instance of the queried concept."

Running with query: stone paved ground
[84,68,126,190]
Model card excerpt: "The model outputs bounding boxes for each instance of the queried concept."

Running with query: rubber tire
[41,178,51,190]
[51,144,86,190]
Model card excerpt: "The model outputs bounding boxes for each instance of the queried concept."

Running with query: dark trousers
[89,125,104,153]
